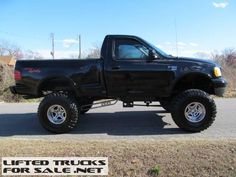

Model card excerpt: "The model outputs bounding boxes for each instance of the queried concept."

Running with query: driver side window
[114,39,149,60]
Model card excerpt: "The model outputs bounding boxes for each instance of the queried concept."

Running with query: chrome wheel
[47,105,67,125]
[184,102,206,123]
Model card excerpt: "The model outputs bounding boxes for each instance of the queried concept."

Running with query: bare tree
[0,40,23,59]
[24,50,43,59]
[69,54,79,59]
[212,48,236,90]
[194,52,210,59]
[86,45,101,58]
[222,48,236,68]
[212,48,236,68]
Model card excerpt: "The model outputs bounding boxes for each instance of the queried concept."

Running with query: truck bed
[13,58,105,97]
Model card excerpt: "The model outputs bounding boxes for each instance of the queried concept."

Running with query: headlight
[213,67,222,77]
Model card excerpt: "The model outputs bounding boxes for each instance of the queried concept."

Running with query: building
[0,56,16,66]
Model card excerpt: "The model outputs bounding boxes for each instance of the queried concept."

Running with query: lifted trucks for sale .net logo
[2,157,108,176]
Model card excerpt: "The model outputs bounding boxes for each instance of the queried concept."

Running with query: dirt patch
[0,139,235,177]
[224,89,236,98]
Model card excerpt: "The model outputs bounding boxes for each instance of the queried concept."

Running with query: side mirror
[148,49,159,60]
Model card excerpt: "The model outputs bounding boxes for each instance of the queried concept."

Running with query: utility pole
[50,33,55,59]
[78,34,81,59]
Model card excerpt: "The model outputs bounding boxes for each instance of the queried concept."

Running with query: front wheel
[171,89,217,132]
[38,92,79,133]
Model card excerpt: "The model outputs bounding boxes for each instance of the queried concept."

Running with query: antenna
[50,33,55,59]
[174,19,179,57]
[77,34,81,59]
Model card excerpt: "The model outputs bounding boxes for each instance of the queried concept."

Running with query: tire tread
[171,89,217,132]
[38,92,79,133]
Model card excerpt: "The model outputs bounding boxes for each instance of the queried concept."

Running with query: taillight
[14,70,22,81]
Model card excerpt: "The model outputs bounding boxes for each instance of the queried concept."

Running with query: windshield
[143,40,170,58]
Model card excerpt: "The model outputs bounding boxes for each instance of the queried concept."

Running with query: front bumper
[212,78,227,97]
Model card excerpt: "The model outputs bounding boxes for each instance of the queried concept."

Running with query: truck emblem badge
[168,66,178,71]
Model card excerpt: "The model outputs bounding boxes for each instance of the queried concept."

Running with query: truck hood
[177,57,218,66]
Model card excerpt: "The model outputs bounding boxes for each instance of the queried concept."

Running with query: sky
[0,0,235,58]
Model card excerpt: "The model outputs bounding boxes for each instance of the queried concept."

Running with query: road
[0,98,235,140]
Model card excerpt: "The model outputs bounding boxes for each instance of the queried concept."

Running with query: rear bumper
[10,86,17,94]
[212,78,227,97]
[9,84,37,97]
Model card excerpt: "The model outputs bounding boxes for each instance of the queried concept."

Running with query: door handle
[112,66,121,70]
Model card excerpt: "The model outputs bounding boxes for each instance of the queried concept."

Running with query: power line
[0,29,83,59]
[0,29,42,39]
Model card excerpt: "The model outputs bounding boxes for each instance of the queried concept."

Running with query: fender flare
[170,72,213,93]
[37,76,81,96]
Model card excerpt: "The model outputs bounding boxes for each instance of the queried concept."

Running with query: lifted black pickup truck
[10,35,227,133]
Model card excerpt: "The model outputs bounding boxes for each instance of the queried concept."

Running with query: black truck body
[10,35,227,133]
[11,35,226,100]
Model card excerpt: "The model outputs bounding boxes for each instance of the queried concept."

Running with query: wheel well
[172,74,214,96]
[38,77,76,96]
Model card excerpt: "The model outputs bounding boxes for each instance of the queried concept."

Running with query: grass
[0,139,235,177]
[148,165,161,176]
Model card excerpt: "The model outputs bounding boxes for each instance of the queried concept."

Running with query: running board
[133,104,162,107]
[81,100,163,111]
[81,99,118,110]
[123,101,162,107]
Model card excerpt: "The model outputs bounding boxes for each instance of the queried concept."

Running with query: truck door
[105,37,175,97]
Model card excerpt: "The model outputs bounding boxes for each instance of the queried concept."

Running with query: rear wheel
[171,89,216,132]
[38,92,79,133]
